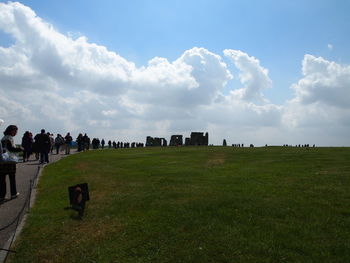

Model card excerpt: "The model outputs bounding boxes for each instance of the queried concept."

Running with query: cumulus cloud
[129,47,232,108]
[282,55,350,145]
[0,2,349,146]
[292,54,350,109]
[224,49,272,103]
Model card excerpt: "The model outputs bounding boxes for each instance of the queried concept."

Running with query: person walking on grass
[0,125,22,202]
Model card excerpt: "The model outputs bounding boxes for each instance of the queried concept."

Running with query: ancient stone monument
[147,132,208,147]
[146,136,167,147]
[169,135,183,146]
[185,132,209,146]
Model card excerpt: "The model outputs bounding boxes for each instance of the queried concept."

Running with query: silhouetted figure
[21,131,33,162]
[32,134,40,160]
[83,133,90,151]
[65,132,73,154]
[54,134,65,154]
[101,139,105,149]
[91,138,100,149]
[34,129,50,164]
[76,133,83,152]
[49,133,54,153]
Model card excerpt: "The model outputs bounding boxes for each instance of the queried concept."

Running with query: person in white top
[0,124,22,202]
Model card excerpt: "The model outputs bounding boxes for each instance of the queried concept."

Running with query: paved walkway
[0,150,75,262]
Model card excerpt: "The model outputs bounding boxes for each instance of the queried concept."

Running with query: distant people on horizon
[91,138,101,149]
[0,125,22,202]
[76,133,83,152]
[83,133,90,151]
[64,132,73,155]
[32,133,40,160]
[49,133,54,153]
[21,131,33,162]
[101,139,105,149]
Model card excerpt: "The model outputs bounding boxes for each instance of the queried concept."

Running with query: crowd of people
[0,124,76,203]
[18,130,76,164]
[0,122,145,203]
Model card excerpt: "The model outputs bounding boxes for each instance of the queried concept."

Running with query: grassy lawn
[7,146,350,263]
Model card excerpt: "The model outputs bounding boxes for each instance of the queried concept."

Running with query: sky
[0,0,350,146]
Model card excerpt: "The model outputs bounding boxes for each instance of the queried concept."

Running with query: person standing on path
[54,134,64,154]
[82,133,89,151]
[76,133,83,152]
[64,132,73,155]
[49,133,54,154]
[21,131,33,162]
[34,129,50,164]
[0,125,22,202]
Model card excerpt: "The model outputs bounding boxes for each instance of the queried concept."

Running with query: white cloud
[282,55,350,145]
[292,54,350,109]
[327,43,333,50]
[101,109,118,117]
[0,2,349,146]
[224,49,272,103]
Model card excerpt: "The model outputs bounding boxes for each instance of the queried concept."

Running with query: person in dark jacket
[34,129,50,164]
[64,132,73,154]
[21,131,33,162]
[76,133,83,152]
[82,133,89,151]
[101,139,105,149]
[0,125,22,202]
[54,134,65,154]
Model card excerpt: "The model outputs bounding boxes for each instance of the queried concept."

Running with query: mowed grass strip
[7,147,350,263]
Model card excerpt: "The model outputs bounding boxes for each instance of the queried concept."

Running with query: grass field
[7,146,350,263]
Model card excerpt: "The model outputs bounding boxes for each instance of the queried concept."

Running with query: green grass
[7,147,350,263]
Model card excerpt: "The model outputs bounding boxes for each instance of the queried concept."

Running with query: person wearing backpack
[54,134,64,154]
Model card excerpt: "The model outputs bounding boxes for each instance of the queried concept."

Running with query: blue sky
[0,1,350,145]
